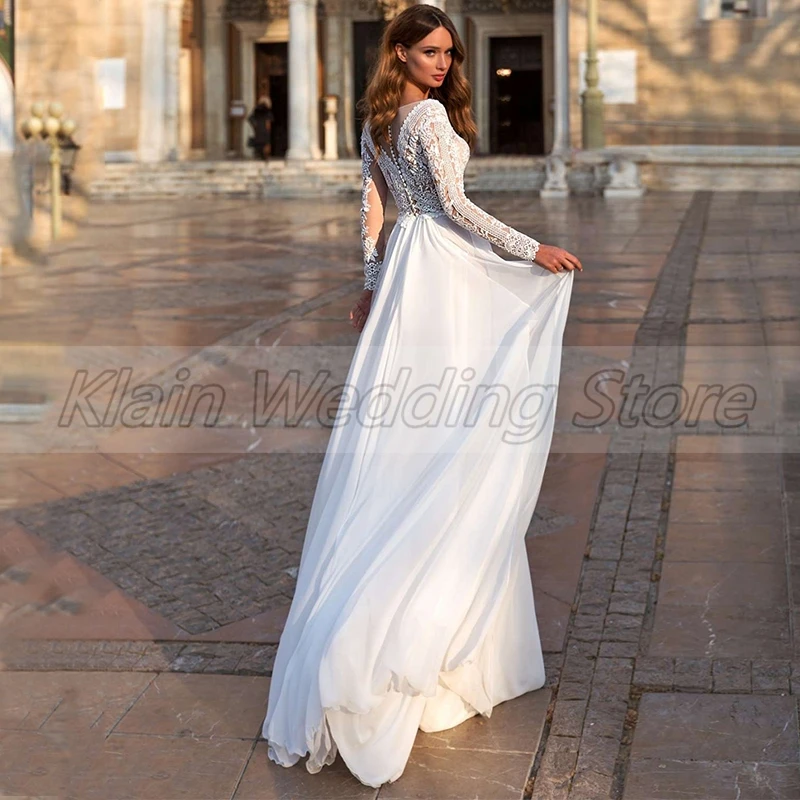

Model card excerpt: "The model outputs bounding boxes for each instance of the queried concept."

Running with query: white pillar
[446,0,466,47]
[342,15,356,158]
[287,0,315,161]
[287,0,310,160]
[307,0,322,159]
[138,0,168,161]
[0,63,13,155]
[324,14,343,156]
[204,1,228,159]
[138,0,188,162]
[552,0,570,154]
[164,0,183,160]
[179,50,193,156]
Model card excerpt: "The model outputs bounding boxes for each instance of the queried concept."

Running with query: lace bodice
[359,98,541,290]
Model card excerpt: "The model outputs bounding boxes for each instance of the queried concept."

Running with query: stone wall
[13,0,119,209]
[569,0,800,146]
[14,0,800,170]
[101,1,145,155]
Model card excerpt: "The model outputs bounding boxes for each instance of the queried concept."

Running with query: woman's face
[395,25,454,91]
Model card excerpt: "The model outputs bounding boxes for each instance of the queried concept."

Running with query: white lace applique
[360,125,388,290]
[415,101,540,262]
[359,100,540,291]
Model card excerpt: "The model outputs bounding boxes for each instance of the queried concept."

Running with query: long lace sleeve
[360,126,389,290]
[418,103,540,263]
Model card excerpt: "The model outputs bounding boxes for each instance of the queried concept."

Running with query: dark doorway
[489,36,544,155]
[255,42,288,158]
[353,21,385,153]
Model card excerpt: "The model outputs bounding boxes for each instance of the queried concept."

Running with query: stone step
[89,148,800,198]
[90,158,549,199]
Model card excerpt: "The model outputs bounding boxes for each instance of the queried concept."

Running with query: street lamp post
[19,102,78,240]
[581,0,605,149]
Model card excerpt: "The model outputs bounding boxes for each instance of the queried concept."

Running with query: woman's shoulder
[409,98,451,134]
[417,98,448,118]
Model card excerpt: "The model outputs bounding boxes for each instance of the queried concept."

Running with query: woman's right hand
[534,244,583,274]
[349,289,373,332]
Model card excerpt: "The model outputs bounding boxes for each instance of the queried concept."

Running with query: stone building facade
[7,0,800,174]
[572,0,800,147]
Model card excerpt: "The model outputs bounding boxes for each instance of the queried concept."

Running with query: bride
[262,3,581,789]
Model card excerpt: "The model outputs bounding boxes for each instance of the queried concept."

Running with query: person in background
[247,95,274,159]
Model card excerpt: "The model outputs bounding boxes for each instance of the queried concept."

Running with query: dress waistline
[397,210,448,228]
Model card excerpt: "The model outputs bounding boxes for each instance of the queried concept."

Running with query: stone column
[164,0,184,160]
[0,65,13,154]
[325,11,356,158]
[287,0,319,160]
[287,0,309,160]
[138,0,186,161]
[138,0,168,161]
[203,0,228,158]
[447,0,466,49]
[341,14,356,158]
[307,0,322,159]
[179,49,193,156]
[552,0,570,155]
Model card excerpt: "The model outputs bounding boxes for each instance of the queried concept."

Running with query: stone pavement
[1,190,799,798]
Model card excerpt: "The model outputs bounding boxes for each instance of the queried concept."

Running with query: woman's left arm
[417,103,540,262]
[418,103,582,274]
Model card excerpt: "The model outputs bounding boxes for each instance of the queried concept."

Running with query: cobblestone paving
[7,455,322,634]
[528,191,800,800]
[2,638,278,674]
[3,452,580,640]
[529,193,710,798]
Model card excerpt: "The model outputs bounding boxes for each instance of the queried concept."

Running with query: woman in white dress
[262,3,582,788]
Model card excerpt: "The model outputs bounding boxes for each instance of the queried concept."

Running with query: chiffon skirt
[261,211,574,787]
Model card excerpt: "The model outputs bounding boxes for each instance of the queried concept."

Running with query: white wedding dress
[261,97,574,787]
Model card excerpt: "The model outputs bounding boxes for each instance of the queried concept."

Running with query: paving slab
[624,693,800,800]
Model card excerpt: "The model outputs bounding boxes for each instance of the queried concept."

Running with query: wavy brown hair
[356,4,477,156]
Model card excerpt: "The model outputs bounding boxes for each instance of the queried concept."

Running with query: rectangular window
[700,0,770,19]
